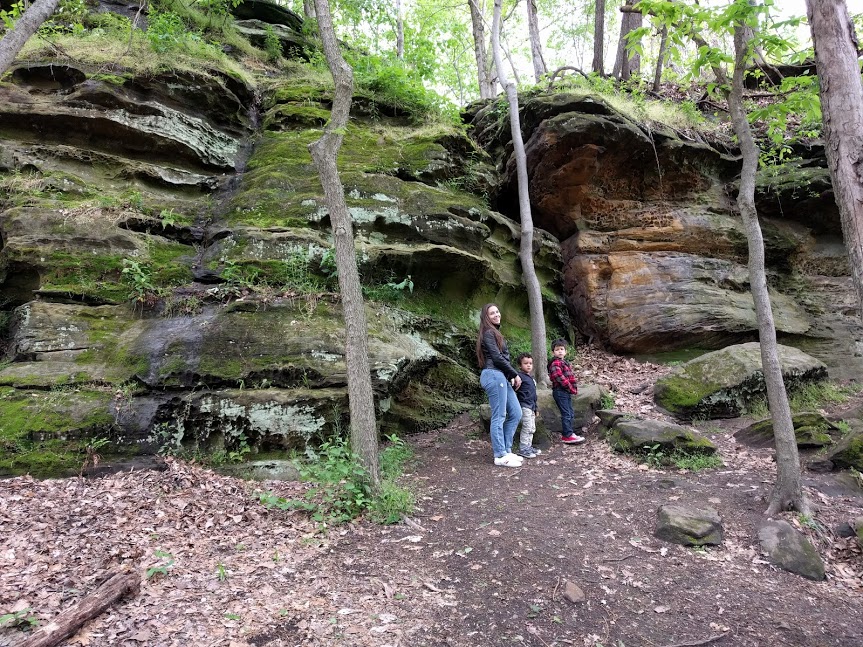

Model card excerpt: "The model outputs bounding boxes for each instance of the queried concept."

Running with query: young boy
[514,353,542,459]
[548,339,585,445]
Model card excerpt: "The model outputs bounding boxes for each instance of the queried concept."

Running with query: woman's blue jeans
[481,369,523,458]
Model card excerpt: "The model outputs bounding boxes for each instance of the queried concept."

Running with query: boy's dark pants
[553,388,575,436]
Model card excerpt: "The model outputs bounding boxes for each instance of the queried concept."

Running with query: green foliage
[259,435,415,527]
[600,392,616,410]
[259,437,371,526]
[216,562,228,581]
[746,381,856,417]
[0,1,24,30]
[362,273,414,303]
[641,443,723,471]
[347,52,458,123]
[146,11,191,53]
[121,259,157,304]
[264,24,282,61]
[146,549,175,579]
[0,608,38,631]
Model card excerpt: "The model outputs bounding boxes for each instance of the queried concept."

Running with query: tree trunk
[614,4,642,80]
[310,0,380,488]
[526,0,546,83]
[395,0,404,59]
[806,0,863,320]
[592,0,606,75]
[303,0,316,20]
[0,0,60,77]
[652,23,668,91]
[18,572,139,647]
[727,27,810,517]
[468,0,495,99]
[491,0,550,387]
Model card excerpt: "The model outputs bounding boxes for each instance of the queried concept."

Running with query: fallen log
[16,571,140,647]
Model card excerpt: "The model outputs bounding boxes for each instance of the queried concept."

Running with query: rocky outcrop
[735,412,838,449]
[468,93,863,378]
[654,343,828,420]
[0,28,564,476]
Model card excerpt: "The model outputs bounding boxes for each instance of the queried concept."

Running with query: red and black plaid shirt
[548,357,578,394]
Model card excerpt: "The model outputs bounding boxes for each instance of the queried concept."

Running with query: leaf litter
[1,348,862,646]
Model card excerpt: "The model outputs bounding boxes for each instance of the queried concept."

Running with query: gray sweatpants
[518,406,536,450]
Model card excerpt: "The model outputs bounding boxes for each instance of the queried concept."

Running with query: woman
[476,303,524,467]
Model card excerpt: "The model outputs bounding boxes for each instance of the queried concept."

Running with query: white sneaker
[494,454,523,467]
[505,452,524,464]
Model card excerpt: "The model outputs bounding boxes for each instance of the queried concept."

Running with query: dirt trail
[1,350,862,647]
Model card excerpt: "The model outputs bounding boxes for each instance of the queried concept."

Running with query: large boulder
[757,520,826,581]
[655,504,723,546]
[654,342,828,420]
[810,429,863,473]
[601,417,716,454]
[735,412,838,449]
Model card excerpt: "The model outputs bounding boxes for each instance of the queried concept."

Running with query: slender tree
[468,0,496,99]
[727,25,810,516]
[303,0,317,20]
[613,3,642,80]
[805,0,863,320]
[309,0,380,487]
[396,0,405,59]
[491,0,550,386]
[592,0,606,75]
[526,0,546,82]
[0,0,60,77]
[652,20,669,91]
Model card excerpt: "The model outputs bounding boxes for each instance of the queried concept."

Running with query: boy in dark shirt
[514,353,542,458]
[548,339,585,445]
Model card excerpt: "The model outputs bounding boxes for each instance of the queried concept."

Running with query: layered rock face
[469,94,863,378]
[0,8,565,475]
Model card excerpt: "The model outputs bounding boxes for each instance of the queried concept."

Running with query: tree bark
[468,0,495,99]
[727,27,810,517]
[526,0,546,82]
[652,23,668,91]
[17,572,139,647]
[592,0,606,75]
[310,0,380,487]
[395,0,404,59]
[0,0,60,77]
[613,6,638,80]
[491,0,550,387]
[806,0,863,320]
[303,0,316,20]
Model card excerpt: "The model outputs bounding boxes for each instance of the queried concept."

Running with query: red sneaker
[561,434,585,445]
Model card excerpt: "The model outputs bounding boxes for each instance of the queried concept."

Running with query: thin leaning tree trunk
[310,0,380,487]
[0,0,60,77]
[491,0,549,387]
[728,27,809,516]
[805,0,863,320]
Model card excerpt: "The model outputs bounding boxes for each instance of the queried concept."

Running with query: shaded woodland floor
[1,351,862,646]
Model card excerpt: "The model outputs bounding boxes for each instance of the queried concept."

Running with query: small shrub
[146,11,190,53]
[600,392,616,410]
[264,24,281,61]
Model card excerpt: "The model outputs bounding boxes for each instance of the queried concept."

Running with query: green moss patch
[0,387,115,477]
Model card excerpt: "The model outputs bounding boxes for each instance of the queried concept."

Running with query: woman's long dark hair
[476,303,505,368]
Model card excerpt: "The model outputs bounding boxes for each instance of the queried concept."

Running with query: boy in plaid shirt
[547,339,585,445]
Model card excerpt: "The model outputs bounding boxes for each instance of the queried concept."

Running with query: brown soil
[1,350,862,647]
